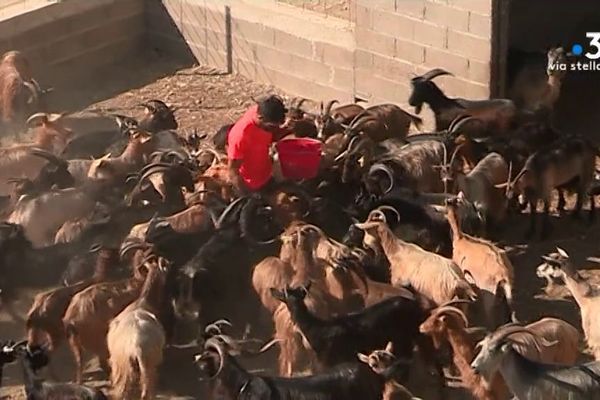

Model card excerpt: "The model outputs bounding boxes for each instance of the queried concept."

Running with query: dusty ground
[2,50,600,399]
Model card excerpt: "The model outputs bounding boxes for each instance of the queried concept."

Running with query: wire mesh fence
[275,0,354,21]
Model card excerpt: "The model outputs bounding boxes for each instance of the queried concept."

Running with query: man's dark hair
[257,95,288,124]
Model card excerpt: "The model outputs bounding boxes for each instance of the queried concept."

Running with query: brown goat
[63,258,147,383]
[107,255,169,400]
[420,305,502,400]
[345,104,422,143]
[356,209,477,306]
[86,130,155,182]
[0,113,72,196]
[421,305,581,400]
[446,196,515,329]
[273,225,356,376]
[26,247,118,351]
[0,50,42,134]
[315,99,365,140]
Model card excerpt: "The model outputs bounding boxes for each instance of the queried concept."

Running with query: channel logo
[549,32,600,72]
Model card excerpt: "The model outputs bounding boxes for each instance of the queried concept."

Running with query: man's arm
[228,158,247,195]
[271,125,292,142]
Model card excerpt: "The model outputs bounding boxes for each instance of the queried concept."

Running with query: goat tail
[110,351,137,399]
[496,279,513,306]
[494,279,517,324]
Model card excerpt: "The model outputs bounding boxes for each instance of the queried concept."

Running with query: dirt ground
[2,50,600,399]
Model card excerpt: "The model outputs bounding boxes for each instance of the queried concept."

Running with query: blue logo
[571,44,583,56]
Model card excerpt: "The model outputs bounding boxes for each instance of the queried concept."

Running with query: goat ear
[357,353,370,364]
[269,288,285,301]
[384,341,393,353]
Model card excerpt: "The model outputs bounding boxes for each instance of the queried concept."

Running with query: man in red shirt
[227,95,289,194]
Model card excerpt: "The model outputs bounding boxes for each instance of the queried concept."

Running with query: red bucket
[276,138,322,180]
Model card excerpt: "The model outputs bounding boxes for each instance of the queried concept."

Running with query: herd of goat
[0,45,600,400]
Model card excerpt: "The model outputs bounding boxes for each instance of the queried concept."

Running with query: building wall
[0,0,145,87]
[147,0,357,102]
[354,0,493,106]
[147,0,495,124]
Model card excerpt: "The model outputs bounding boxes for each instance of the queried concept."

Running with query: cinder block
[372,9,415,40]
[234,19,275,46]
[447,29,491,62]
[289,54,332,82]
[355,4,372,29]
[254,44,293,73]
[395,38,425,64]
[464,81,489,98]
[274,31,313,58]
[232,36,256,64]
[413,21,447,48]
[425,47,468,77]
[315,42,354,67]
[424,2,469,32]
[468,12,492,38]
[395,0,425,19]
[372,53,416,80]
[178,1,208,26]
[467,59,490,85]
[204,8,227,34]
[332,67,354,90]
[447,0,491,16]
[355,27,395,56]
[355,49,374,68]
[362,0,396,12]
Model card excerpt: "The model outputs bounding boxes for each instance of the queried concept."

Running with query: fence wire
[275,0,354,21]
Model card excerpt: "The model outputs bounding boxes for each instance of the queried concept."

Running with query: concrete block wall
[147,0,495,127]
[0,0,145,87]
[147,0,356,102]
[355,0,492,108]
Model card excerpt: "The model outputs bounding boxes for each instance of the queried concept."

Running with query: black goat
[213,123,234,151]
[19,344,107,399]
[0,340,25,386]
[195,336,405,400]
[269,283,428,376]
[409,68,517,135]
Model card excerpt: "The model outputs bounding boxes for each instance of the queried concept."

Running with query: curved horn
[203,338,226,378]
[296,98,308,110]
[28,148,68,169]
[216,196,250,229]
[204,319,233,337]
[449,116,483,134]
[368,163,395,194]
[23,81,40,107]
[420,68,453,81]
[324,99,339,115]
[492,325,540,344]
[432,306,469,327]
[375,205,400,224]
[26,113,48,127]
[448,143,466,167]
[119,241,148,259]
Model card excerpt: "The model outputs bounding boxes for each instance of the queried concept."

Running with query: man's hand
[228,159,249,196]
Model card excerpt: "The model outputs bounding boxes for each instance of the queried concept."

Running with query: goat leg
[572,187,584,220]
[525,200,537,239]
[540,199,551,240]
[67,331,84,383]
[590,194,596,223]
[557,189,566,214]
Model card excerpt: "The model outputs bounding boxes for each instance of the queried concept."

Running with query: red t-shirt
[227,105,273,190]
